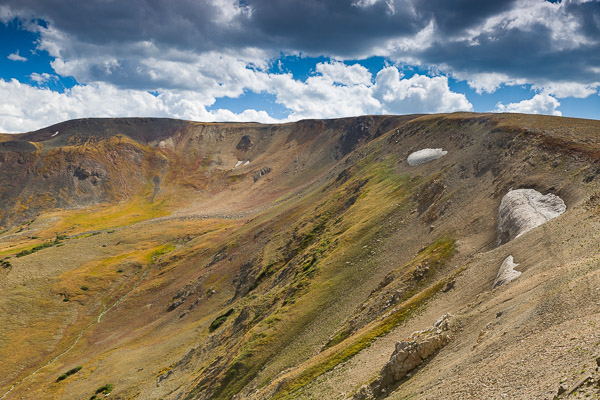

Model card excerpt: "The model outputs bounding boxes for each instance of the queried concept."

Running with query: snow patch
[498,189,566,243]
[407,148,448,166]
[234,160,243,168]
[493,255,521,288]
[51,131,59,137]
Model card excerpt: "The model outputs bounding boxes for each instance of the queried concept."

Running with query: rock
[442,280,455,292]
[353,385,374,400]
[493,256,522,289]
[167,299,185,312]
[567,374,592,396]
[407,148,448,166]
[412,264,429,281]
[354,314,453,399]
[557,383,567,396]
[253,167,272,182]
[498,189,566,243]
[236,135,253,152]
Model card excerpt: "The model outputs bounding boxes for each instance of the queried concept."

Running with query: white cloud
[352,0,400,15]
[383,19,435,54]
[315,61,373,86]
[452,72,527,95]
[0,79,278,133]
[266,70,381,120]
[0,62,474,133]
[266,63,472,120]
[467,0,594,51]
[29,72,56,85]
[495,94,561,116]
[7,50,27,62]
[382,0,600,97]
[533,82,600,99]
[373,67,473,114]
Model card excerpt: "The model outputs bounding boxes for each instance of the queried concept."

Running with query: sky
[0,0,599,133]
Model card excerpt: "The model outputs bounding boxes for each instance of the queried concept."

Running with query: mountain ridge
[1,112,600,400]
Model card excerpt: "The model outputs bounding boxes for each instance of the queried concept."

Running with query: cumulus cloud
[0,0,598,130]
[373,67,473,114]
[7,50,27,61]
[0,79,278,133]
[3,0,600,98]
[0,62,473,133]
[315,61,373,86]
[495,94,562,116]
[29,72,56,84]
[532,82,599,99]
[251,63,471,120]
[400,0,600,93]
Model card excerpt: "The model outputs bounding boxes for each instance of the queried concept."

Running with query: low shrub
[56,366,82,382]
[209,309,235,332]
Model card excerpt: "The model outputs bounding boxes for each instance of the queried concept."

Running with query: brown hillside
[1,112,599,400]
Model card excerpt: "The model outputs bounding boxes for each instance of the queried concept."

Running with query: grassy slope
[1,113,599,400]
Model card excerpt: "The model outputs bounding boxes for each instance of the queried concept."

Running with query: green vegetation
[59,195,168,233]
[1,259,11,269]
[323,236,456,350]
[15,235,67,257]
[249,262,275,292]
[203,154,424,400]
[323,327,352,349]
[272,237,458,399]
[273,267,464,399]
[209,309,235,332]
[15,241,54,257]
[80,285,89,291]
[147,243,176,263]
[56,366,82,382]
[90,383,114,399]
[96,383,114,394]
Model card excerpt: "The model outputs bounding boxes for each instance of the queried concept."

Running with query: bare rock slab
[498,189,566,243]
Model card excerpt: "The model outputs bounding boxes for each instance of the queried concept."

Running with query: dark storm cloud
[413,0,517,36]
[418,23,600,83]
[5,0,519,56]
[5,0,420,56]
[3,0,600,89]
[410,1,600,86]
[5,0,254,51]
[564,0,600,38]
[243,0,419,55]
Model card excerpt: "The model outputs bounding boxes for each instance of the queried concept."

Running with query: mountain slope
[0,113,599,400]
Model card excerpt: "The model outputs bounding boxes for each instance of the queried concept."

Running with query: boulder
[353,314,453,399]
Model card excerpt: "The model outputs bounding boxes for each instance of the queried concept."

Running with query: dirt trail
[0,250,170,400]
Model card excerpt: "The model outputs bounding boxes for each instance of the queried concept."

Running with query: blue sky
[0,0,599,132]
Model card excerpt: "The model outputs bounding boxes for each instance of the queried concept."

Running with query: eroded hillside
[1,113,599,400]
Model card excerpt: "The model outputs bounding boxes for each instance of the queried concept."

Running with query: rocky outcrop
[407,148,448,166]
[254,167,272,182]
[493,255,521,288]
[236,135,253,152]
[498,189,566,243]
[353,314,453,400]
